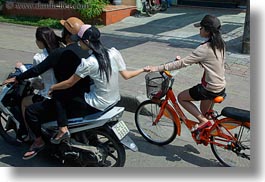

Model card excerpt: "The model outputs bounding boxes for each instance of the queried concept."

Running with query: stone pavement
[0,6,250,115]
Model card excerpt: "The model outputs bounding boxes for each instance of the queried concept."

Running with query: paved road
[0,110,222,167]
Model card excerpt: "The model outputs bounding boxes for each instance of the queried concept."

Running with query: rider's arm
[50,56,93,92]
[119,67,149,80]
[16,49,61,81]
[151,44,207,72]
[50,74,81,91]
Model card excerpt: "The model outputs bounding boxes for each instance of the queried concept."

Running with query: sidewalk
[0,6,250,114]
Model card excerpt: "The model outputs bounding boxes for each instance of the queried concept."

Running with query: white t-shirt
[75,47,126,111]
[19,49,57,98]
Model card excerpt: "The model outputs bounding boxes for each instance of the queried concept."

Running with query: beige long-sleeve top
[155,42,226,93]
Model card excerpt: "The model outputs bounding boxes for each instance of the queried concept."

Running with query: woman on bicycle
[149,14,226,133]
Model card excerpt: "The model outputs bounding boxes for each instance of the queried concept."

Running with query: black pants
[25,89,100,138]
[52,88,100,127]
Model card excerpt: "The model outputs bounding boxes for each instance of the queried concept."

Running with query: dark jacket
[16,43,91,93]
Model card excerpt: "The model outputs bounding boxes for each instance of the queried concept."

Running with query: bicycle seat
[213,93,226,103]
[221,107,250,122]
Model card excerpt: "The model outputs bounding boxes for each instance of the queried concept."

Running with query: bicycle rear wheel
[135,100,177,145]
[210,120,250,167]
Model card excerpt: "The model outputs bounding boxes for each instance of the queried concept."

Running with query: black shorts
[189,84,225,101]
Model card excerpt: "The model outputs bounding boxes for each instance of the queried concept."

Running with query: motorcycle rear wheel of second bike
[144,0,168,17]
[0,111,21,145]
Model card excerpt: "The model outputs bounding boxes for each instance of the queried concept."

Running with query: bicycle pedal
[192,132,202,144]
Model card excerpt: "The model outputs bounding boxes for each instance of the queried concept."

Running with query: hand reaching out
[1,77,17,86]
[15,62,24,69]
[149,66,159,72]
[48,86,54,97]
[143,65,158,72]
[143,66,151,72]
[143,56,181,73]
[175,56,181,61]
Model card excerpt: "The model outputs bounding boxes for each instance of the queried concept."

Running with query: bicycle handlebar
[163,70,172,77]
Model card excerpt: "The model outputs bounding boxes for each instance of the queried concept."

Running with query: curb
[116,94,148,113]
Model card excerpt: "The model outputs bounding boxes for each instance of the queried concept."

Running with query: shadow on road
[0,137,62,167]
[128,130,222,167]
[111,7,245,54]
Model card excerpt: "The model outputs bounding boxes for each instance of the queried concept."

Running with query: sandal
[22,144,45,160]
[50,131,70,144]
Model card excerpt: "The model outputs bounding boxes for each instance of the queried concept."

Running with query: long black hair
[89,40,112,82]
[204,25,226,59]
[35,27,60,54]
[81,26,112,82]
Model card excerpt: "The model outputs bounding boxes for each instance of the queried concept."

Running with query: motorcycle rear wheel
[0,112,21,145]
[78,129,126,167]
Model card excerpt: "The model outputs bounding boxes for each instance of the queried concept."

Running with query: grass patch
[0,15,62,29]
[0,15,105,28]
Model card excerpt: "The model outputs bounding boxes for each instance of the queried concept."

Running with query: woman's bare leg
[177,89,208,126]
[200,100,213,116]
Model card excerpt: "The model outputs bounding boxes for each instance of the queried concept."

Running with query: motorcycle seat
[82,102,118,120]
[42,104,124,129]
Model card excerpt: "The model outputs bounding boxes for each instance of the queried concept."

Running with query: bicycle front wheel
[135,100,177,146]
[210,120,250,167]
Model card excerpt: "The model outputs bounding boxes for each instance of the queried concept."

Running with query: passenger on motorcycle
[2,17,92,160]
[48,25,150,144]
[15,27,61,142]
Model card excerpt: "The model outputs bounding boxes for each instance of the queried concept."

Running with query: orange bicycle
[135,71,250,167]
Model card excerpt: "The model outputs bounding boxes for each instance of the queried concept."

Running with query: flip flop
[22,144,45,160]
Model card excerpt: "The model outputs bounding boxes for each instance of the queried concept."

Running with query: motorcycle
[0,66,138,167]
[143,0,168,16]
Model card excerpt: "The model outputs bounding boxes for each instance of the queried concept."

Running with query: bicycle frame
[152,86,197,136]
